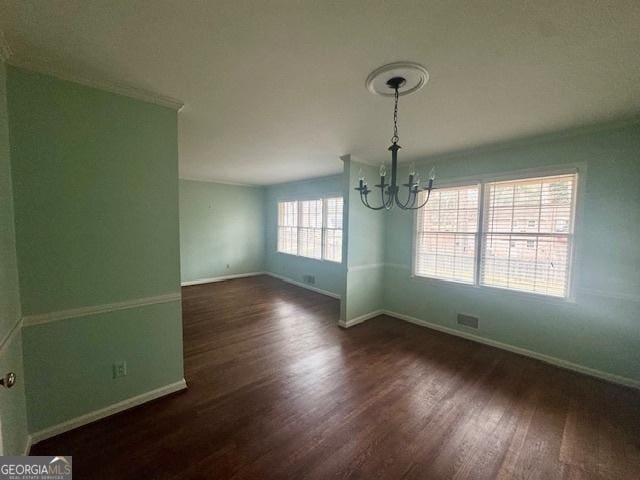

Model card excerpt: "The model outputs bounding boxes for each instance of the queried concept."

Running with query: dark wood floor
[33,275,640,479]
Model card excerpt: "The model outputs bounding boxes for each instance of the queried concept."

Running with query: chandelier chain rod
[354,74,436,211]
[391,85,399,145]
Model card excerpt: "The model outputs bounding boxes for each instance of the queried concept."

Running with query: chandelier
[355,62,436,210]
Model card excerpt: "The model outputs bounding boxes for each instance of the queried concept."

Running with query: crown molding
[344,116,640,170]
[179,176,262,188]
[267,172,343,187]
[341,153,379,167]
[6,54,184,111]
[401,115,640,169]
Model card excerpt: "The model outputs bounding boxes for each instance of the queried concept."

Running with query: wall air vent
[457,313,479,329]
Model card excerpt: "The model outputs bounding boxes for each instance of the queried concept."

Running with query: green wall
[23,302,183,431]
[9,69,181,314]
[7,67,184,433]
[179,179,265,283]
[342,158,385,322]
[382,122,640,383]
[0,61,28,455]
[0,62,20,340]
[265,175,345,296]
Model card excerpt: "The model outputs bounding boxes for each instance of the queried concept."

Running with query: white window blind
[277,201,298,255]
[415,184,480,284]
[413,171,578,299]
[323,197,343,262]
[277,196,343,262]
[480,174,576,297]
[299,199,323,259]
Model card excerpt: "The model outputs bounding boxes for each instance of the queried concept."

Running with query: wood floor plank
[31,275,640,479]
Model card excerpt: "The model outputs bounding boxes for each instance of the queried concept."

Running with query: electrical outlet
[112,361,127,379]
[226,264,230,269]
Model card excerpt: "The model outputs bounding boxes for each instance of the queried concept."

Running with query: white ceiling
[2,1,639,185]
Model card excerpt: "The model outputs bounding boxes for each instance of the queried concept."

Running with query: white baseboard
[181,271,342,301]
[383,310,640,390]
[339,309,384,328]
[265,272,341,299]
[181,272,265,286]
[29,379,188,447]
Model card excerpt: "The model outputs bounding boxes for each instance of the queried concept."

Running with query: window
[481,174,576,297]
[414,172,577,298]
[277,196,343,262]
[323,197,343,262]
[415,184,479,284]
[299,199,323,259]
[277,201,298,255]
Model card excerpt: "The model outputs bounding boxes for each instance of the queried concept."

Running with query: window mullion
[322,198,327,260]
[297,200,302,256]
[475,183,485,287]
[533,181,543,291]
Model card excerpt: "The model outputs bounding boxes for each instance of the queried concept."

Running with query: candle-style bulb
[410,163,416,176]
[429,166,436,181]
[379,164,387,177]
[358,168,364,181]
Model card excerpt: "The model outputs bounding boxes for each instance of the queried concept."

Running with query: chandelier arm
[377,191,392,210]
[409,189,418,208]
[359,189,387,210]
[395,185,417,209]
[384,187,395,210]
[395,194,415,210]
[403,189,433,210]
[380,186,395,210]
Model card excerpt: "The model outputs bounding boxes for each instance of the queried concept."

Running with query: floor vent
[303,275,316,285]
[457,313,479,329]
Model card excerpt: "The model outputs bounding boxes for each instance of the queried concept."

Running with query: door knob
[0,372,16,388]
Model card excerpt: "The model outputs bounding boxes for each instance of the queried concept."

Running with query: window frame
[413,182,481,285]
[297,198,324,260]
[411,165,583,302]
[322,197,344,263]
[277,200,299,256]
[276,194,344,264]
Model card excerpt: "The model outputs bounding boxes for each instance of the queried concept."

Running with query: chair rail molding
[22,292,182,327]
